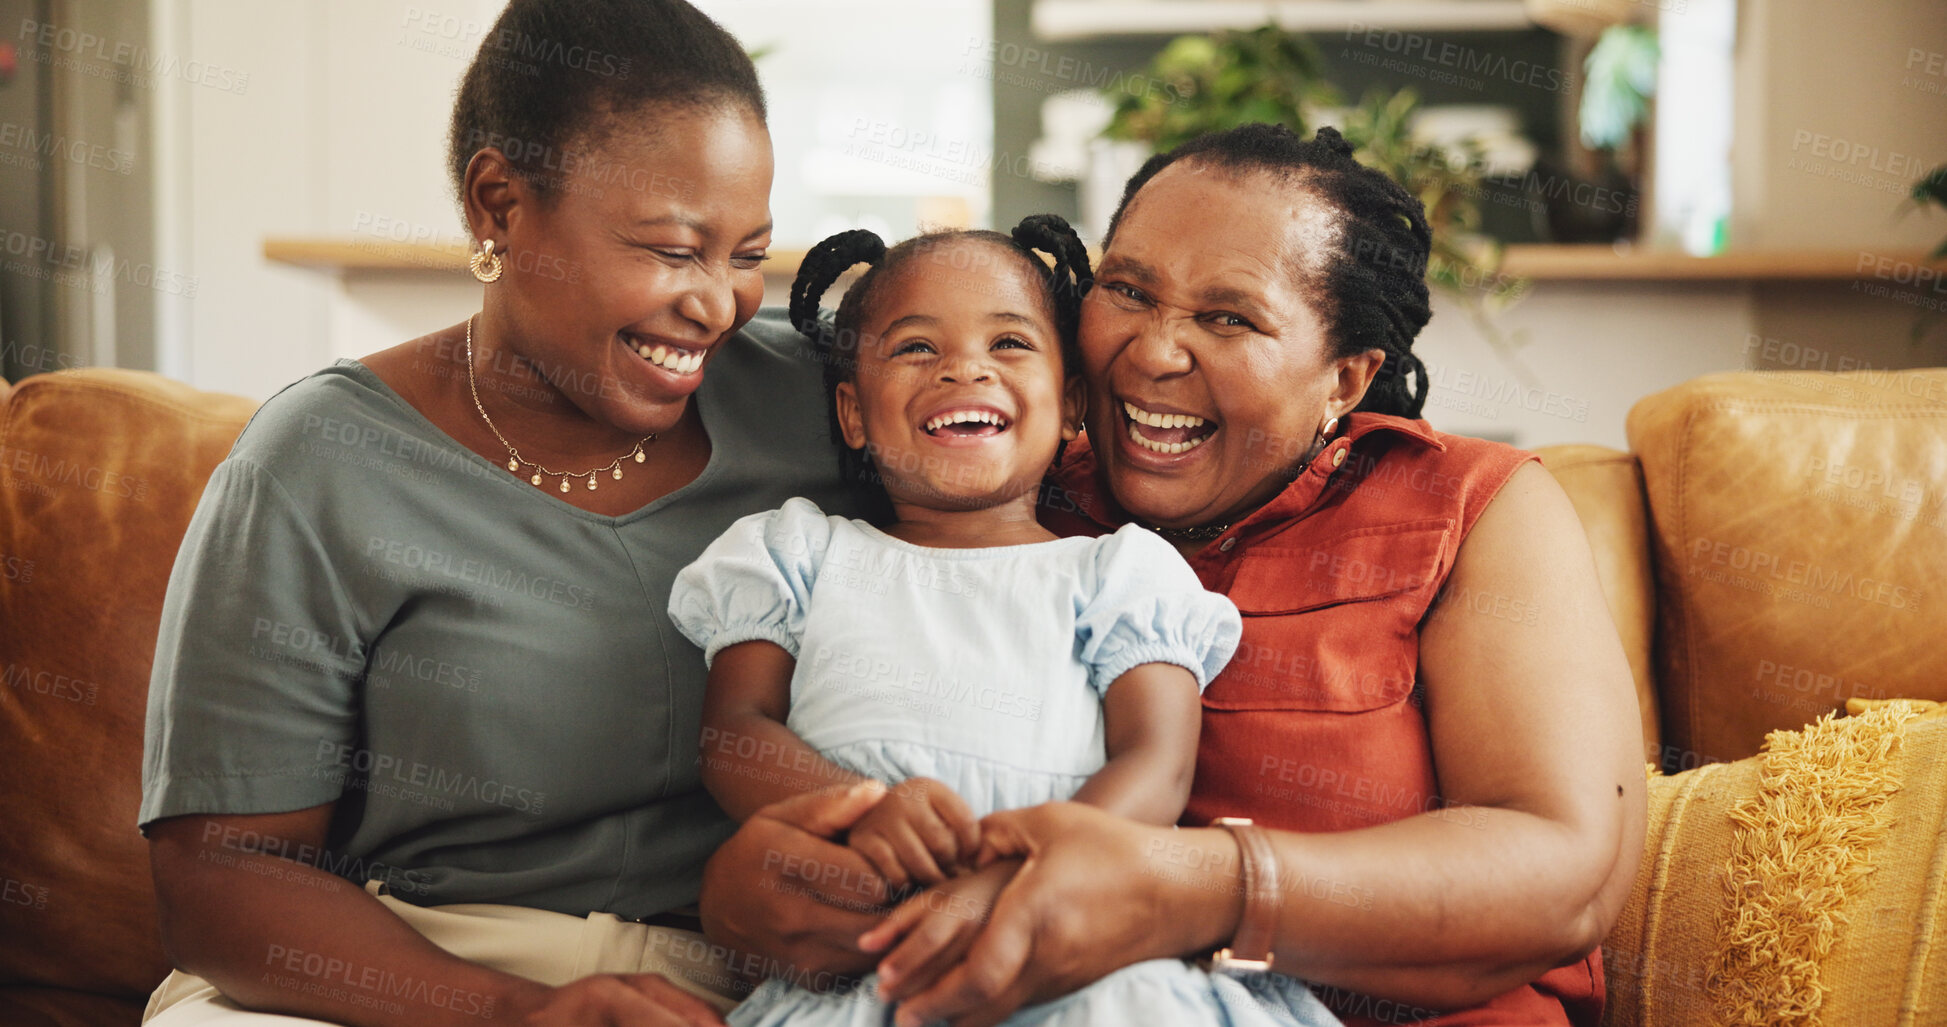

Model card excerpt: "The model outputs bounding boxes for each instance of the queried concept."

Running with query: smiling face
[469,101,774,436]
[834,239,1085,512]
[1082,161,1383,529]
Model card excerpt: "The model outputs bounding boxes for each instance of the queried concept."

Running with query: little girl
[669,217,1337,1027]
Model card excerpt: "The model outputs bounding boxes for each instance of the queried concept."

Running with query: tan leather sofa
[2,365,1943,1025]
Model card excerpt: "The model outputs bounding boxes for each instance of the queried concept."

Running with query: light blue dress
[668,498,1343,1027]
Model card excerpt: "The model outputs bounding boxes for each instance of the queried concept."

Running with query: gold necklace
[464,315,655,493]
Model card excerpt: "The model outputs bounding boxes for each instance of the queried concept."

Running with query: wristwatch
[1208,817,1282,973]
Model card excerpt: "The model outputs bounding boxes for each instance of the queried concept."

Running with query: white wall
[1416,283,1757,450]
[152,0,498,397]
[1731,0,1947,251]
[151,0,1947,441]
[151,0,991,401]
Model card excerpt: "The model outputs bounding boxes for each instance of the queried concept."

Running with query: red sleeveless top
[1041,412,1602,1027]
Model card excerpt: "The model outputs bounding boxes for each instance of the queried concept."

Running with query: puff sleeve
[668,496,835,666]
[1074,524,1242,696]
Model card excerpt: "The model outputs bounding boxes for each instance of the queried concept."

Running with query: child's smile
[920,404,1012,443]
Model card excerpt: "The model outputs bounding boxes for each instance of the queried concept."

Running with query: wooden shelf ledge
[267,237,1947,283]
[1497,245,1947,281]
[1030,1,1536,40]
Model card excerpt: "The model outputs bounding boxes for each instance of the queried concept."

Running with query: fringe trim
[1709,700,1925,1025]
[1847,697,1944,722]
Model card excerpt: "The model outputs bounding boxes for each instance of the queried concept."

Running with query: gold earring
[469,239,504,284]
[1321,415,1339,438]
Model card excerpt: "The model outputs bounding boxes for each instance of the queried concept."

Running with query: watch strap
[1210,816,1281,972]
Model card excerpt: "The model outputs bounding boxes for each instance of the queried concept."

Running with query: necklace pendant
[530,472,541,486]
[612,466,623,480]
[557,478,569,493]
[506,456,519,472]
[633,448,645,463]
[587,476,597,491]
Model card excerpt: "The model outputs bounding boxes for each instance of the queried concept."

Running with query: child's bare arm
[1067,663,1203,825]
[700,640,868,822]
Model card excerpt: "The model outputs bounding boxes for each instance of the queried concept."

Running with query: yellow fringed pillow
[1601,701,1947,1027]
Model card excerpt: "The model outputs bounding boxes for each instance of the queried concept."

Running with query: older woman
[701,125,1646,1027]
[138,2,853,1025]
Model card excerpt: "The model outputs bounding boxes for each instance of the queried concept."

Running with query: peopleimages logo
[363,536,597,611]
[1788,130,1932,179]
[1688,537,1921,612]
[1343,24,1573,95]
[17,19,249,94]
[315,740,547,815]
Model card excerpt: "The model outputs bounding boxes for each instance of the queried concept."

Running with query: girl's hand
[847,777,981,892]
[858,859,1021,1006]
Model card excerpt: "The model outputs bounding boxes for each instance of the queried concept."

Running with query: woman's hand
[891,803,1230,1027]
[860,858,1020,1005]
[509,974,726,1026]
[848,776,982,892]
[697,780,897,985]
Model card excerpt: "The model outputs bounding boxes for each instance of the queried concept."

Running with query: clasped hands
[699,779,1188,1027]
[848,776,1022,1002]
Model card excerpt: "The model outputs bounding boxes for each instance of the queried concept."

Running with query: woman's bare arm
[1171,462,1646,1006]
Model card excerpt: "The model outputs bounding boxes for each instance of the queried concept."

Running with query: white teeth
[924,409,1010,433]
[1123,400,1206,430]
[1122,399,1211,454]
[1127,421,1209,455]
[628,338,705,376]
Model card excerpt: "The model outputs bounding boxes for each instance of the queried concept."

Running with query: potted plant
[1903,164,1947,341]
[1101,26,1534,373]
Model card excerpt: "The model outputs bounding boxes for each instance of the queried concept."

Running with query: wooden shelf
[1498,246,1947,281]
[1031,1,1536,40]
[262,238,472,273]
[266,237,1946,283]
[260,238,814,276]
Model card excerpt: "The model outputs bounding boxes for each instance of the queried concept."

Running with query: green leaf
[1581,24,1658,150]
[1096,23,1530,333]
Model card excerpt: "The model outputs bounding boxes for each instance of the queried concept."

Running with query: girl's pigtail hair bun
[1010,214,1094,334]
[1312,125,1355,158]
[788,229,886,350]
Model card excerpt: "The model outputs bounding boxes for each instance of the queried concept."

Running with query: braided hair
[447,0,764,209]
[1105,124,1432,419]
[789,216,1094,511]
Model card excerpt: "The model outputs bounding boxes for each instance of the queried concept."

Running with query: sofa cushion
[1535,444,1660,760]
[0,370,256,1003]
[1602,703,1947,1026]
[1626,370,1947,766]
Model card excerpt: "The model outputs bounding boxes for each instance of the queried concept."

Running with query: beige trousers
[142,882,744,1025]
